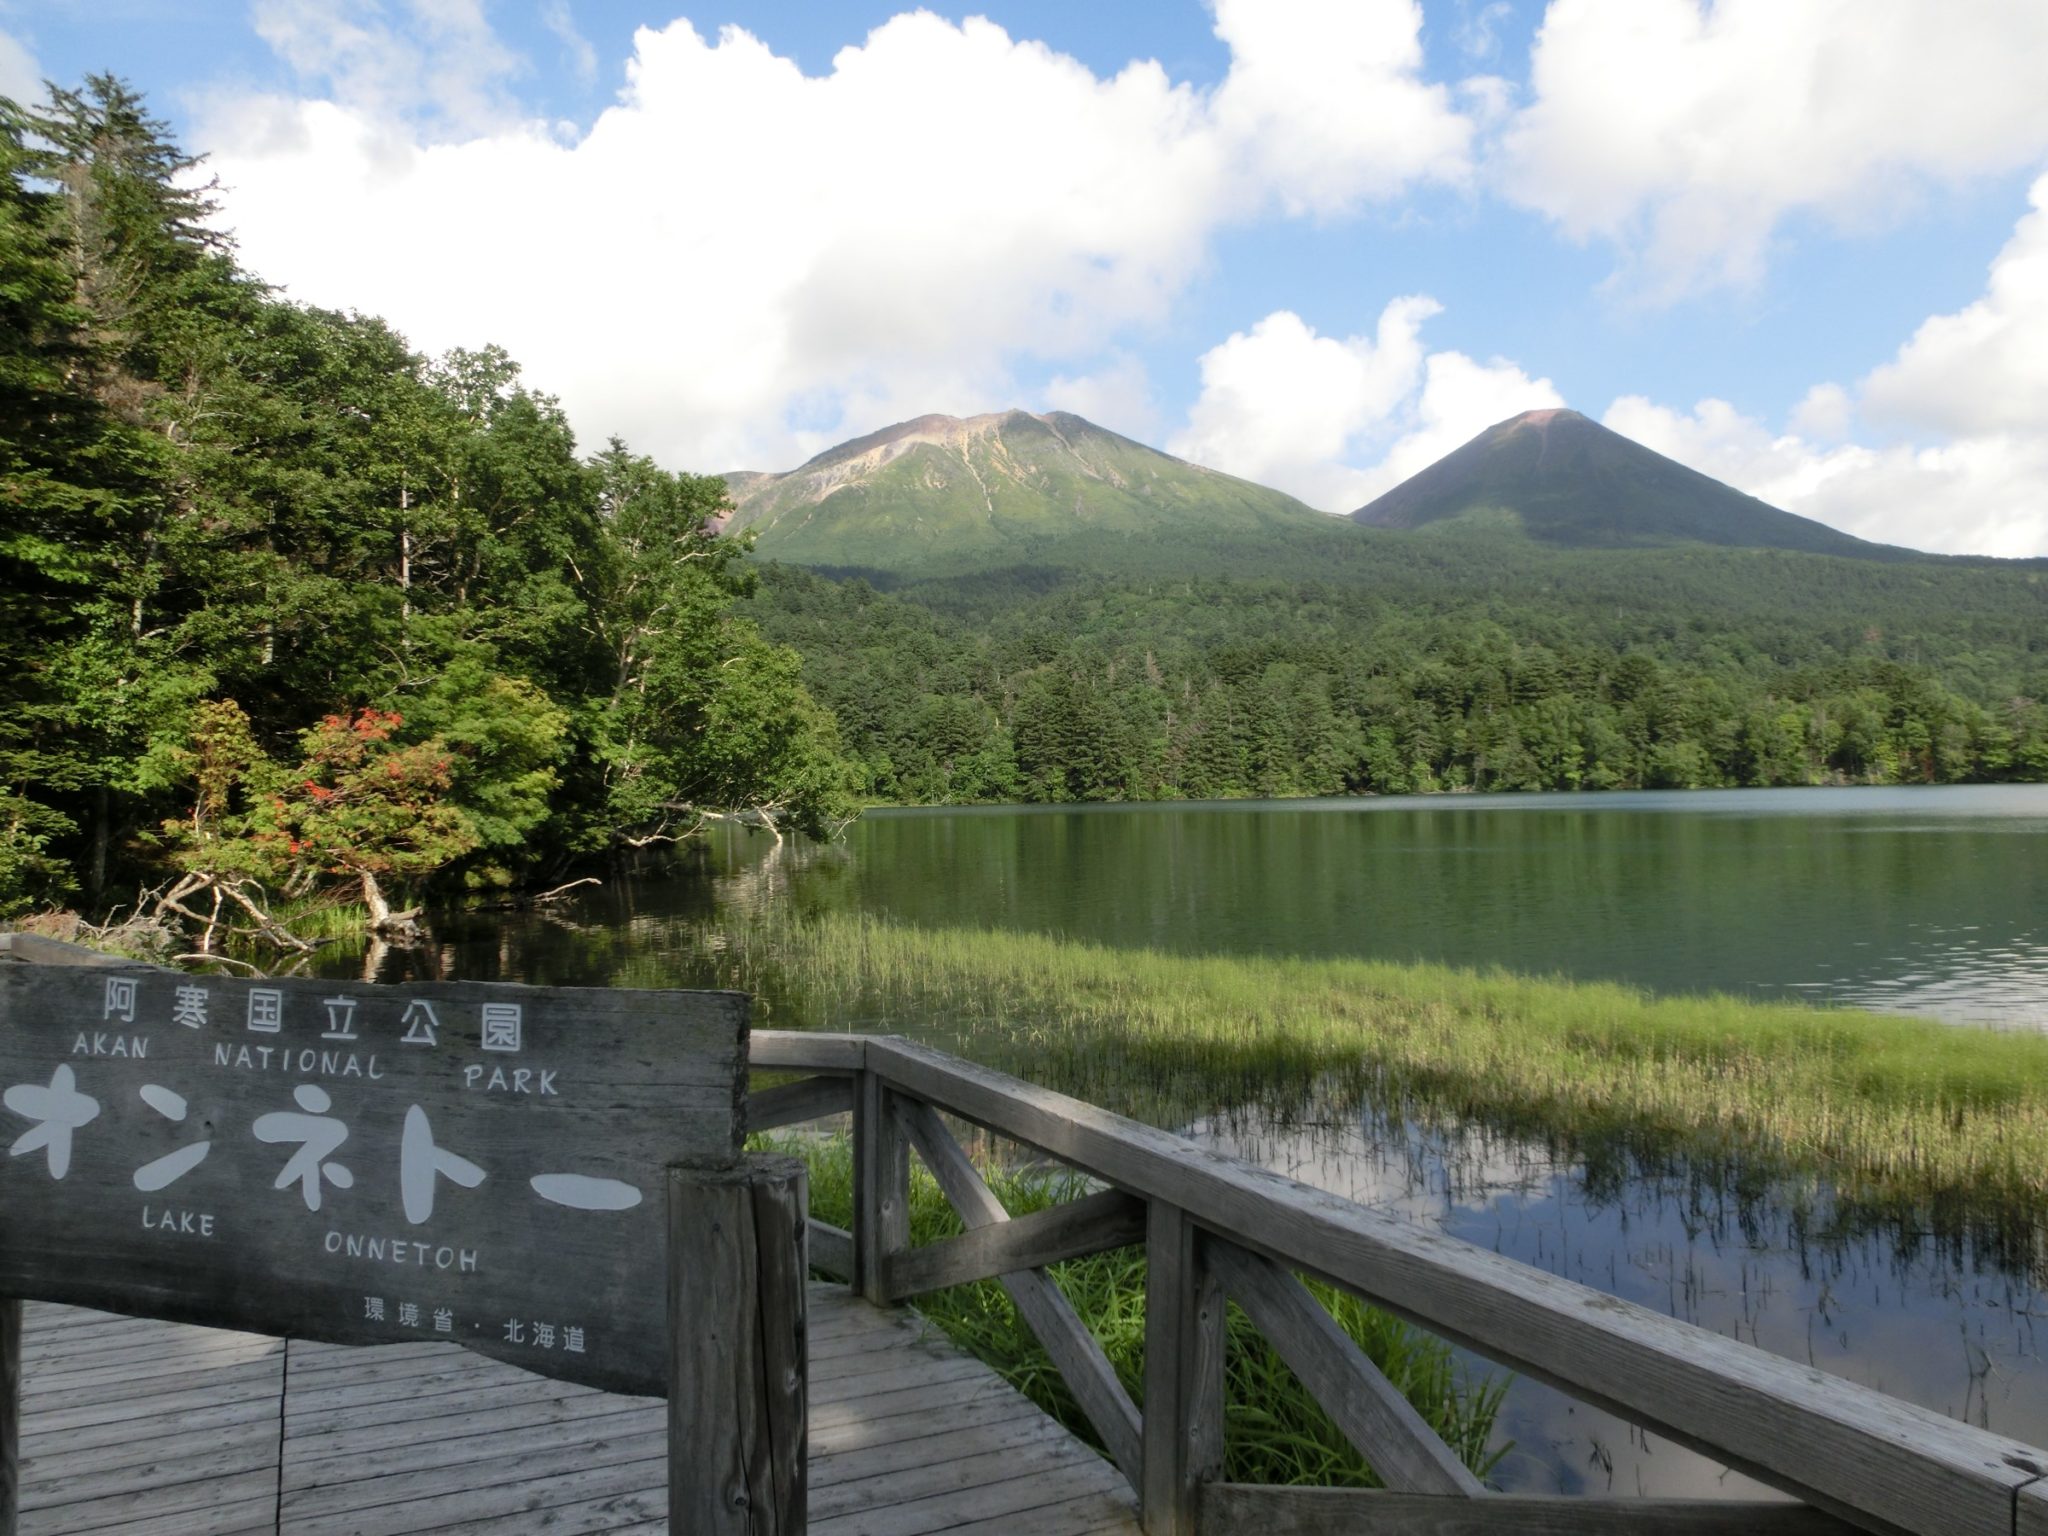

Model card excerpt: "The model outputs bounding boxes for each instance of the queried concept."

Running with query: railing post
[1141,1203,1225,1535]
[668,1156,808,1536]
[1,1297,18,1536]
[853,1071,909,1305]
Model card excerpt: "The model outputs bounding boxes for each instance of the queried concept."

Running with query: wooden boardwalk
[14,1287,1139,1536]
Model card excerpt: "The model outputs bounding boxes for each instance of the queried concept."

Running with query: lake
[336,783,2048,1496]
[775,783,2048,1026]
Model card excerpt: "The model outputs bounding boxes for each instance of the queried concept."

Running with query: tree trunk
[359,868,393,928]
[88,787,109,901]
[399,475,412,628]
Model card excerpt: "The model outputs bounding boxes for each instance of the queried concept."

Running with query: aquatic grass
[723,911,2048,1210]
[766,1132,1506,1486]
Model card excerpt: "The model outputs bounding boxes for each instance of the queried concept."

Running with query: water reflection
[822,786,2048,1028]
[1197,1101,2048,1493]
[323,785,2048,1491]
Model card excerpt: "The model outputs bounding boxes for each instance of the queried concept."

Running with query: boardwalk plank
[16,1291,1139,1536]
[20,1471,279,1533]
[809,1456,1129,1536]
[283,1402,660,1484]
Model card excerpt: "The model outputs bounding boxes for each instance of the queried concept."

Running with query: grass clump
[722,911,2048,1211]
[770,1132,1506,1486]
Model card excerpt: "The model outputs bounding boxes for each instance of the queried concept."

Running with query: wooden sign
[0,966,747,1396]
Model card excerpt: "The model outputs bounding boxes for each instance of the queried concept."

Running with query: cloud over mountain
[1606,172,2048,558]
[159,0,2048,556]
[198,1,1472,477]
[1169,301,1565,512]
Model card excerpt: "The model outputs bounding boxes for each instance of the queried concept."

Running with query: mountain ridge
[720,409,1331,572]
[1351,408,1910,559]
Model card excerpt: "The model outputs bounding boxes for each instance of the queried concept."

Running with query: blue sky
[5,1,2046,554]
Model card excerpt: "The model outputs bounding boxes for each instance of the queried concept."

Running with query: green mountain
[731,411,2047,812]
[1351,408,1904,558]
[722,410,1331,574]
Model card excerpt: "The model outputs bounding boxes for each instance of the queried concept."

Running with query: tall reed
[722,910,2048,1211]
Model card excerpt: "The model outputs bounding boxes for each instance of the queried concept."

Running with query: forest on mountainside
[743,549,2048,806]
[0,79,854,927]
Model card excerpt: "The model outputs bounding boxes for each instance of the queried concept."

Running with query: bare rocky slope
[721,410,1330,573]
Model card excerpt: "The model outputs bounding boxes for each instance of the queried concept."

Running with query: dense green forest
[6,77,2045,935]
[744,542,2048,804]
[0,79,854,927]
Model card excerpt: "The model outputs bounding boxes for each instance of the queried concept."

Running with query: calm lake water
[799,783,2048,1026]
[342,784,2048,1496]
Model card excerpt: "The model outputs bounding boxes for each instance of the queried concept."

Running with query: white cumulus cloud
[540,1,599,88]
[1862,174,2048,438]
[0,26,42,105]
[1603,396,2048,559]
[248,0,525,140]
[1209,0,1473,215]
[197,2,1471,475]
[1602,172,2048,557]
[1502,0,2048,297]
[1170,300,1563,510]
[1043,353,1161,447]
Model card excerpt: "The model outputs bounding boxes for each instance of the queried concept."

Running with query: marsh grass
[723,911,2048,1211]
[771,1132,1506,1485]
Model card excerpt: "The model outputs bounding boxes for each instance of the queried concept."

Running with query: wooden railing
[751,1030,2048,1536]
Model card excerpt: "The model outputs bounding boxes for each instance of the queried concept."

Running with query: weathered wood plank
[23,1323,279,1374]
[886,1187,1145,1300]
[0,967,750,1397]
[893,1094,1145,1491]
[809,1410,1074,1489]
[282,1352,525,1411]
[284,1397,656,1477]
[19,1335,278,1395]
[19,1394,280,1462]
[867,1035,2045,1536]
[808,1367,1028,1434]
[808,1351,985,1404]
[2016,1478,2048,1536]
[749,1032,867,1073]
[809,1453,1129,1536]
[391,1484,668,1536]
[943,1496,1147,1536]
[750,1074,854,1133]
[809,1219,853,1282]
[22,1491,279,1536]
[21,1441,280,1512]
[812,1394,1047,1463]
[1,1299,18,1536]
[290,1454,668,1536]
[854,1074,909,1305]
[308,1489,660,1536]
[811,1321,936,1365]
[1205,1235,1481,1497]
[23,1413,291,1487]
[813,1425,1122,1518]
[1196,1486,1859,1535]
[19,1465,278,1530]
[285,1427,668,1519]
[1140,1201,1224,1536]
[20,1289,1138,1536]
[667,1156,807,1536]
[15,1371,286,1437]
